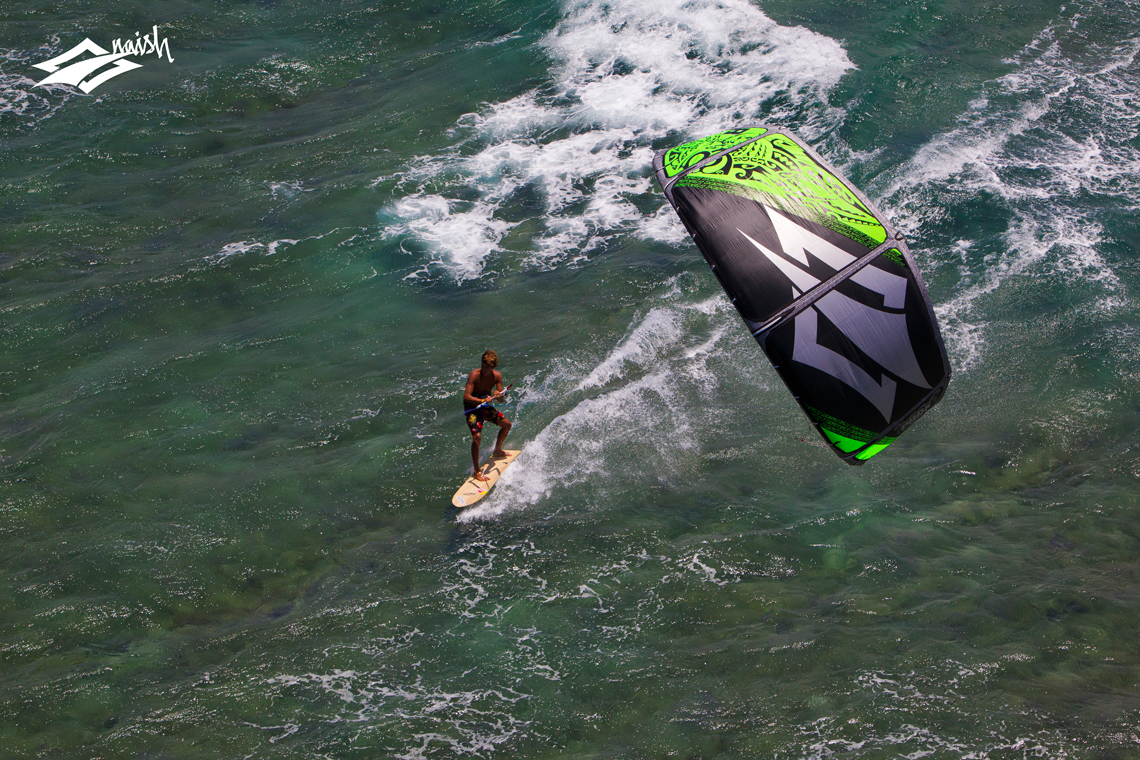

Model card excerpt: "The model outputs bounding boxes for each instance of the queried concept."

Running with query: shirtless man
[463,350,513,481]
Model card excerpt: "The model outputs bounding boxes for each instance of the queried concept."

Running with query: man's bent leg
[492,418,512,457]
[471,430,488,480]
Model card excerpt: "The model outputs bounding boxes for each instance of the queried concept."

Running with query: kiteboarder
[463,350,513,482]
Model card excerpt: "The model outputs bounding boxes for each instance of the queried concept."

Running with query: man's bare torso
[466,368,501,403]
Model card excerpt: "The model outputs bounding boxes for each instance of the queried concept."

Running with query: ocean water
[2,0,1139,757]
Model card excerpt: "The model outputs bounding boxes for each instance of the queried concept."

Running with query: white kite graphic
[739,206,931,421]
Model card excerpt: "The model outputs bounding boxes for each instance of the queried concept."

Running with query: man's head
[481,350,498,369]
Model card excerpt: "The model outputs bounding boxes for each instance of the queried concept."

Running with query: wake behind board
[451,450,521,508]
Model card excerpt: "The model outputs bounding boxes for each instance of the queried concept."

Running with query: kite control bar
[461,383,513,416]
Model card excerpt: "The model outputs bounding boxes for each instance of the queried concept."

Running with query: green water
[2,0,1139,757]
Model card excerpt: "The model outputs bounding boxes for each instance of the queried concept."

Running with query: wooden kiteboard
[451,450,521,508]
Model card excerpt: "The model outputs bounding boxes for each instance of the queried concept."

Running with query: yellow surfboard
[451,450,521,508]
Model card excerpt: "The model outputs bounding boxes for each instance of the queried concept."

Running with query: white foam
[265,666,531,757]
[378,0,854,281]
[380,194,516,280]
[884,13,1139,372]
[638,205,689,245]
[790,663,1076,760]
[0,42,77,126]
[575,307,685,391]
[206,240,265,265]
[203,231,341,267]
[266,239,299,256]
[268,180,309,200]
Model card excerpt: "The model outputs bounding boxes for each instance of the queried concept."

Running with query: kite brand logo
[740,206,931,422]
[32,26,174,94]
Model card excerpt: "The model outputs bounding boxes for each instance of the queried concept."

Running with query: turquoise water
[3,0,1140,756]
